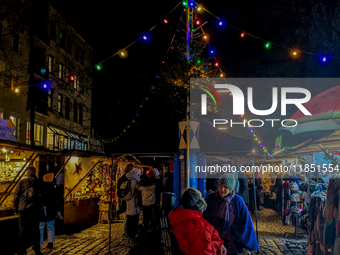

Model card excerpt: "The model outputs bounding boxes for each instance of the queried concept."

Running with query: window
[13,32,21,53]
[67,36,72,55]
[48,56,53,73]
[47,90,53,109]
[73,100,78,123]
[26,121,44,146]
[65,97,70,120]
[50,21,56,41]
[75,45,79,62]
[60,29,65,49]
[79,104,83,125]
[58,64,63,79]
[73,75,79,90]
[10,113,19,138]
[58,94,63,115]
[80,49,85,66]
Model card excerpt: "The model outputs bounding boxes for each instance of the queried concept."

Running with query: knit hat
[43,173,54,182]
[180,188,207,212]
[218,173,236,191]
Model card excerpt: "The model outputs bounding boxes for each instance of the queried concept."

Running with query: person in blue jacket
[203,173,259,255]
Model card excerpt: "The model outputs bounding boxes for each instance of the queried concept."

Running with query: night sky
[51,1,340,154]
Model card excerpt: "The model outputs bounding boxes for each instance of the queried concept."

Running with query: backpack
[117,175,133,201]
[22,179,43,211]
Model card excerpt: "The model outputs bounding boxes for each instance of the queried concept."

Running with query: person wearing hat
[168,188,227,255]
[39,173,61,250]
[203,174,259,255]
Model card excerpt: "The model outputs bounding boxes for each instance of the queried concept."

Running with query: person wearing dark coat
[14,166,44,255]
[237,172,249,205]
[203,174,259,254]
[39,173,61,250]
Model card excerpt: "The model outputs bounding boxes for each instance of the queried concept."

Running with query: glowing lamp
[255,137,258,141]
[196,20,200,25]
[240,32,246,38]
[164,18,168,24]
[43,84,47,89]
[15,88,19,93]
[203,35,208,40]
[196,59,201,65]
[70,157,78,163]
[292,50,298,57]
[265,42,271,49]
[250,129,254,133]
[143,36,147,40]
[182,1,187,6]
[69,75,75,81]
[197,6,202,12]
[219,21,223,26]
[220,73,224,78]
[210,50,214,54]
[95,64,103,71]
[323,57,327,62]
[215,62,219,67]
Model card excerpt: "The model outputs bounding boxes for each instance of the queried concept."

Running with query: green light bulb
[95,64,103,71]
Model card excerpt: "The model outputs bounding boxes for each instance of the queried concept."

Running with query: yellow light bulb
[15,88,19,93]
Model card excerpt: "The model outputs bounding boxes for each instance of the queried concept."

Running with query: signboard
[88,137,104,154]
[0,118,16,141]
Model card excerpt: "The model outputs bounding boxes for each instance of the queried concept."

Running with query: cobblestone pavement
[24,207,308,255]
[26,220,131,255]
[252,206,308,255]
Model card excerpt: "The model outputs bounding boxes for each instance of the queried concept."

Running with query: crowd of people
[120,163,259,255]
[13,166,63,255]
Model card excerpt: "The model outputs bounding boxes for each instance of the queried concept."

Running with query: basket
[99,203,110,212]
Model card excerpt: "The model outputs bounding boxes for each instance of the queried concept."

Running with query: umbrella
[282,85,340,134]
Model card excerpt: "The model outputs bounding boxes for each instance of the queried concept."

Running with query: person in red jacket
[169,188,227,255]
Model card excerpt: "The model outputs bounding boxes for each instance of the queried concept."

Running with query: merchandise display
[0,161,27,209]
[65,163,113,202]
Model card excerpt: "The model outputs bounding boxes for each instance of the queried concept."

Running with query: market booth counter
[62,156,111,227]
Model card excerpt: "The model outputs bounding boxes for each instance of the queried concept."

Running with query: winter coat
[203,192,259,254]
[40,182,61,222]
[126,171,141,216]
[137,184,156,206]
[168,206,224,255]
[238,172,249,205]
[13,174,44,212]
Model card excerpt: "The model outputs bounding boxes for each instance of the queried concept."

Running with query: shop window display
[64,160,113,202]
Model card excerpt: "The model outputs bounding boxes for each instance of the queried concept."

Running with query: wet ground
[24,207,308,255]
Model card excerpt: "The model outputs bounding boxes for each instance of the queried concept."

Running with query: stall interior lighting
[70,156,78,163]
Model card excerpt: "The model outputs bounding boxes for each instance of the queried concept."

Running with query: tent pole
[252,158,259,252]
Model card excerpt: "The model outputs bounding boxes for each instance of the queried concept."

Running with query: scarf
[217,190,235,222]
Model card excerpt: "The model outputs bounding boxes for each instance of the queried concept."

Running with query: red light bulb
[240,32,246,38]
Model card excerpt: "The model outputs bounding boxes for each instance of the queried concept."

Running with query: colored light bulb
[215,62,219,67]
[15,88,19,93]
[196,20,200,25]
[265,42,271,49]
[219,21,223,26]
[164,18,168,24]
[210,50,214,54]
[240,32,246,38]
[220,73,224,78]
[197,6,202,12]
[196,59,202,65]
[143,36,147,40]
[95,64,103,71]
[203,35,208,40]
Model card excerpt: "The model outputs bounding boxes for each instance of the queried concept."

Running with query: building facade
[0,1,92,151]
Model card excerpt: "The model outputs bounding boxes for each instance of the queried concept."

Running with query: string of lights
[195,1,337,63]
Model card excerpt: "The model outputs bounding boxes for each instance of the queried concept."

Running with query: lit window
[48,56,53,73]
[58,94,63,115]
[58,64,63,79]
[26,121,44,146]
